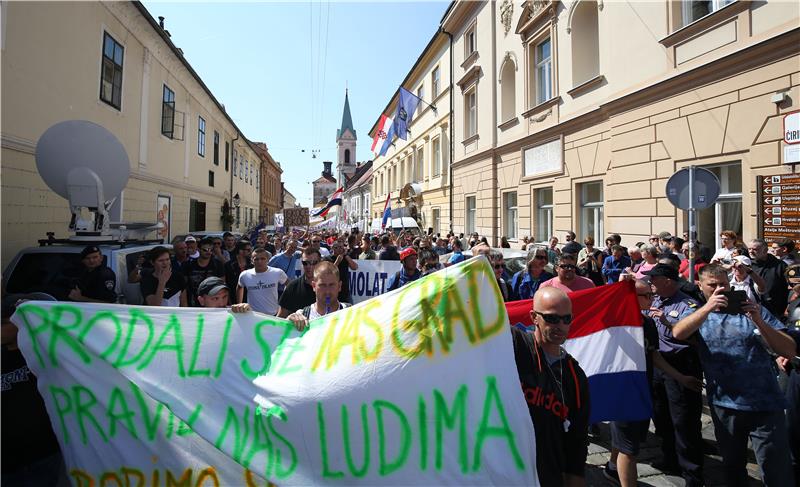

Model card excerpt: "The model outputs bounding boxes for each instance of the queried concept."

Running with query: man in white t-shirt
[237,248,288,315]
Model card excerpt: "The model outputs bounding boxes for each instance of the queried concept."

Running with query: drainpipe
[442,27,455,234]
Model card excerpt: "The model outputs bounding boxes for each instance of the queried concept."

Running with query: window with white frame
[432,137,441,177]
[99,32,124,110]
[465,87,477,138]
[432,66,441,98]
[682,0,734,26]
[466,196,477,235]
[503,191,518,240]
[465,24,476,58]
[415,146,424,181]
[197,116,206,156]
[580,181,604,245]
[432,208,441,235]
[417,85,425,116]
[694,163,742,248]
[530,37,552,105]
[535,188,553,242]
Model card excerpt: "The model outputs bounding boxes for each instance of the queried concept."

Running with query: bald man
[512,287,590,487]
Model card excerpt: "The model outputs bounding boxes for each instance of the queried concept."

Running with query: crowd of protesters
[2,223,799,487]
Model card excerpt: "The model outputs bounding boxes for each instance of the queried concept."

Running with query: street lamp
[233,193,241,208]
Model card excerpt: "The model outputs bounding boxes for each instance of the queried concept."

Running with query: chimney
[158,16,165,28]
[323,161,333,177]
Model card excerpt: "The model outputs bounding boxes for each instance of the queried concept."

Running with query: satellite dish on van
[36,120,130,235]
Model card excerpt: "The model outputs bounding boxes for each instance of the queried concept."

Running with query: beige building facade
[1,1,269,268]
[441,0,799,248]
[370,32,453,236]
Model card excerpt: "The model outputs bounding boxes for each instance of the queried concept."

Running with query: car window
[6,252,98,300]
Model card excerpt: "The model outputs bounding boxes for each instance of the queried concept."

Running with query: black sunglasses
[302,260,319,266]
[493,264,504,269]
[535,311,573,325]
[558,264,576,270]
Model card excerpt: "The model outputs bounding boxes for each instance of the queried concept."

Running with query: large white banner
[287,259,403,304]
[13,258,538,486]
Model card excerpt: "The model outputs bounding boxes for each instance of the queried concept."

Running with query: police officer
[644,263,704,486]
[68,245,117,303]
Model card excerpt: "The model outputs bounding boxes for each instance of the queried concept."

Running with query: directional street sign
[757,173,800,243]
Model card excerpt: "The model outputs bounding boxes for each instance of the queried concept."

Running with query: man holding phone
[672,264,796,487]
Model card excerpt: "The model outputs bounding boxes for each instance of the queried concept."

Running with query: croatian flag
[381,193,391,229]
[312,187,344,218]
[371,115,393,156]
[506,281,651,423]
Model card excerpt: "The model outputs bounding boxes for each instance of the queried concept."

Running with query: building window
[250,164,254,186]
[233,150,238,177]
[580,181,604,246]
[571,1,599,86]
[240,160,244,180]
[432,137,441,177]
[189,199,206,232]
[197,116,206,156]
[682,0,734,26]
[534,38,552,104]
[99,32,124,110]
[208,170,214,187]
[465,24,476,58]
[415,146,424,181]
[161,85,175,138]
[500,59,516,122]
[503,191,518,240]
[432,66,441,98]
[695,163,742,248]
[417,84,425,115]
[466,195,477,235]
[345,149,350,164]
[535,188,553,242]
[244,161,248,182]
[213,131,220,165]
[225,141,230,171]
[465,88,477,138]
[432,208,441,235]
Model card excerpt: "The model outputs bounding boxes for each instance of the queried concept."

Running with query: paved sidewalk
[584,410,763,486]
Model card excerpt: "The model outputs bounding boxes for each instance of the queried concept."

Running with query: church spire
[337,89,356,141]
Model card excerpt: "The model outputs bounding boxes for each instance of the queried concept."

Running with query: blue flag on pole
[393,87,421,140]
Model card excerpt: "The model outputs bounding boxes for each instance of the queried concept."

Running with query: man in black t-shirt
[511,287,590,487]
[749,238,789,318]
[182,238,224,306]
[277,248,320,317]
[2,295,68,486]
[325,240,358,303]
[141,246,187,307]
[68,245,117,303]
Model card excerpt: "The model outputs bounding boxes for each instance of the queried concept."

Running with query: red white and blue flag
[381,193,391,229]
[312,187,343,218]
[371,115,393,156]
[506,281,651,423]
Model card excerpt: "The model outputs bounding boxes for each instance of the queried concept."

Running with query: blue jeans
[709,403,795,487]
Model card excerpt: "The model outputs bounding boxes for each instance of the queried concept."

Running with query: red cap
[399,247,417,261]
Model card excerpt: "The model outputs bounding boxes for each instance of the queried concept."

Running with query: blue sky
[141,1,450,207]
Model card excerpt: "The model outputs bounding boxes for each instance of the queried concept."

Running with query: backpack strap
[387,271,402,292]
[302,305,313,319]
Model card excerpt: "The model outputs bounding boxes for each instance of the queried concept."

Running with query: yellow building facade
[1,1,268,267]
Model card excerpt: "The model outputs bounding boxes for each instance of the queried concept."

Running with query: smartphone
[720,290,747,314]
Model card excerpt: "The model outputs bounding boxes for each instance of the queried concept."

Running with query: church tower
[336,89,358,186]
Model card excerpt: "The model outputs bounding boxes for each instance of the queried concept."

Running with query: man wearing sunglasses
[541,254,595,293]
[511,287,590,487]
[183,237,225,307]
[277,248,321,318]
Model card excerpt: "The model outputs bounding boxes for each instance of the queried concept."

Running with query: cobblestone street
[585,404,763,486]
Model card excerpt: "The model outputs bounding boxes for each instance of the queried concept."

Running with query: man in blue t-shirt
[673,263,796,487]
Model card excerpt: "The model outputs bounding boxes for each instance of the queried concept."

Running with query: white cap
[733,255,752,266]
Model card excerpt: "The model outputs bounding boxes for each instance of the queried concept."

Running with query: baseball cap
[185,235,197,243]
[197,277,228,297]
[644,263,679,280]
[399,247,417,261]
[80,245,102,259]
[658,231,673,241]
[733,255,752,267]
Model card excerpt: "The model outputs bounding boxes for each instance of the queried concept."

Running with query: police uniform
[650,288,704,486]
[73,246,117,303]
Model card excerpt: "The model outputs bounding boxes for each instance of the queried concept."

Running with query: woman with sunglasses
[510,249,555,301]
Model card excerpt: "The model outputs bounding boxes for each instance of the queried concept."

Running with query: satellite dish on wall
[36,120,130,235]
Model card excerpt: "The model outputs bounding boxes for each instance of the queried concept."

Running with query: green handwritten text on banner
[13,258,538,486]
